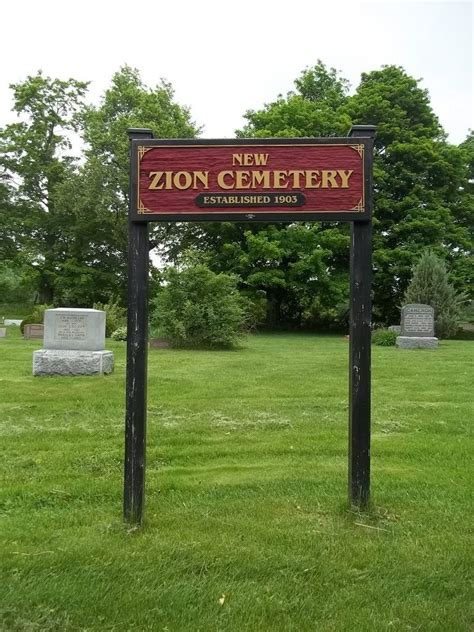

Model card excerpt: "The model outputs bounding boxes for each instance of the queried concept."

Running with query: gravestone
[149,337,171,349]
[24,324,44,340]
[396,304,438,349]
[0,328,6,338]
[33,308,114,376]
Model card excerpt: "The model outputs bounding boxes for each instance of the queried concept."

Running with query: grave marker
[24,324,44,340]
[396,304,438,348]
[33,308,114,375]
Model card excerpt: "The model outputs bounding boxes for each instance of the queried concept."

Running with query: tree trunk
[266,290,282,329]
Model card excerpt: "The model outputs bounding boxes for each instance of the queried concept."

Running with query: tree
[161,62,353,328]
[0,68,200,307]
[69,66,200,304]
[151,263,250,348]
[404,251,466,338]
[346,66,472,323]
[451,131,474,294]
[230,64,473,328]
[161,63,472,330]
[0,72,89,303]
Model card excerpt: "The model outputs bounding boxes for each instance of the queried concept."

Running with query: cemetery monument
[33,308,114,376]
[396,304,438,349]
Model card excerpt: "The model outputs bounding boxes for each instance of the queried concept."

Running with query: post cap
[348,125,377,138]
[127,128,154,139]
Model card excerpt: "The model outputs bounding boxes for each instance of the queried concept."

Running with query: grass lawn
[0,328,472,631]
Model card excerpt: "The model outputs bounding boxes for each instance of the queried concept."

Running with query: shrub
[404,251,466,339]
[111,326,127,341]
[151,264,251,349]
[20,304,53,334]
[372,328,397,346]
[93,300,126,337]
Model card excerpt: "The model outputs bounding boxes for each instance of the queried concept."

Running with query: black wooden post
[348,125,376,507]
[124,128,154,524]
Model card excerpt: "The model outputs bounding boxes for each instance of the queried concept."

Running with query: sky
[0,0,472,144]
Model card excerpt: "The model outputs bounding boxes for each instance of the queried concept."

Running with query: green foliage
[346,66,472,324]
[20,304,53,333]
[459,300,474,324]
[2,63,472,330]
[151,264,250,348]
[0,303,34,320]
[0,72,88,304]
[164,62,472,330]
[110,326,127,341]
[0,68,200,307]
[92,300,126,338]
[78,67,200,303]
[372,328,397,346]
[404,251,466,339]
[0,263,38,305]
[238,61,351,138]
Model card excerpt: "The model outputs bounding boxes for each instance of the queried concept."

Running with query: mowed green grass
[0,328,472,631]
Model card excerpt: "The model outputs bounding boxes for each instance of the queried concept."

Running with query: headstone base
[33,349,114,376]
[396,336,438,349]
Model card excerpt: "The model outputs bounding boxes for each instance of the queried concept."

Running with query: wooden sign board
[124,127,376,525]
[130,139,371,222]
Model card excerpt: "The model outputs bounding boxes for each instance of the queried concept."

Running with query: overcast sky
[1,0,472,144]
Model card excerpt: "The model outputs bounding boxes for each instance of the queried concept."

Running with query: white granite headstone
[33,308,114,376]
[44,308,105,351]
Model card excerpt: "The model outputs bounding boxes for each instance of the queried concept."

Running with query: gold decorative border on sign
[350,144,365,158]
[136,143,366,215]
[138,146,152,160]
[138,200,151,214]
[351,198,364,212]
[137,148,153,212]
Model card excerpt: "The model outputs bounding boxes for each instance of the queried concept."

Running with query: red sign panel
[131,139,368,222]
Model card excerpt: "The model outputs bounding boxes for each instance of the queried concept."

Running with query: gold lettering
[321,170,339,188]
[148,171,164,190]
[287,170,306,188]
[337,169,353,188]
[217,171,234,189]
[232,153,269,167]
[235,171,252,188]
[193,171,209,189]
[254,153,269,166]
[251,171,271,188]
[273,170,289,188]
[305,170,321,188]
[174,171,193,190]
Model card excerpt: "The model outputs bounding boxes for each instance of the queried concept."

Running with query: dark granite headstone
[149,337,171,349]
[24,324,44,340]
[397,304,438,349]
[400,304,434,337]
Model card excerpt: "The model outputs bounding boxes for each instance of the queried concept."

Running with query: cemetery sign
[125,128,376,525]
[130,139,370,222]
